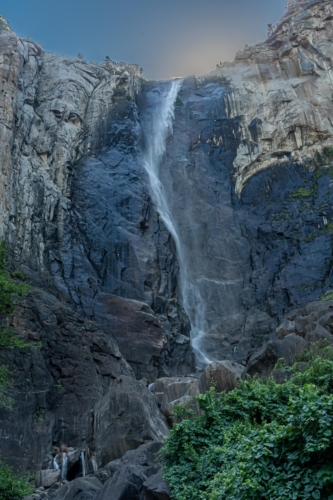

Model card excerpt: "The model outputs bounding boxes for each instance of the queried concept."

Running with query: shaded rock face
[0,288,133,473]
[86,376,169,468]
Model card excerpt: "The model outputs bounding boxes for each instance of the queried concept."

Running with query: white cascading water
[81,451,86,477]
[53,456,59,470]
[142,80,212,367]
[61,453,68,480]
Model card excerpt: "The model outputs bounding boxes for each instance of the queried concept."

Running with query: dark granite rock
[144,469,171,500]
[0,288,134,473]
[94,442,163,485]
[86,377,168,469]
[48,477,103,500]
[245,335,308,377]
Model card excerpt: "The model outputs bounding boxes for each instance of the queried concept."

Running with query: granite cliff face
[1,0,333,493]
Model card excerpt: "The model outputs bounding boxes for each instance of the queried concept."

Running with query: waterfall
[81,451,86,478]
[142,80,212,367]
[53,456,59,470]
[61,453,68,480]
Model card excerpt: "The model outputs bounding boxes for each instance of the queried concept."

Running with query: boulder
[194,361,245,395]
[35,469,61,489]
[87,377,169,468]
[48,477,103,500]
[144,469,171,500]
[276,320,296,339]
[96,465,147,500]
[246,335,308,377]
[94,442,163,485]
[150,377,197,408]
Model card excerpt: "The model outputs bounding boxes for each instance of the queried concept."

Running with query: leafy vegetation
[290,187,314,199]
[0,243,33,498]
[0,460,32,500]
[0,241,30,410]
[0,242,28,316]
[322,292,333,301]
[161,341,333,500]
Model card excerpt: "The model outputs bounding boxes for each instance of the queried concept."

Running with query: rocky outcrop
[245,334,308,377]
[150,361,244,423]
[211,0,333,195]
[86,376,168,468]
[0,287,134,473]
[39,443,171,500]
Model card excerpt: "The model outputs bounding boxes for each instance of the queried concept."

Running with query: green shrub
[290,187,314,199]
[161,342,333,500]
[0,242,29,316]
[322,292,333,301]
[0,460,32,500]
[12,270,25,281]
[0,241,31,409]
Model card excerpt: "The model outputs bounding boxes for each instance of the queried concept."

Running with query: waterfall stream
[81,451,86,477]
[142,80,212,367]
[61,453,68,480]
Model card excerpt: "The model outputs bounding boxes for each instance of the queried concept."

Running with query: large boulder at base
[154,362,244,423]
[245,334,308,377]
[144,469,171,500]
[48,477,103,500]
[35,469,60,488]
[190,361,245,395]
[150,376,198,410]
[96,464,148,500]
[94,443,170,500]
[86,377,169,468]
[94,442,163,484]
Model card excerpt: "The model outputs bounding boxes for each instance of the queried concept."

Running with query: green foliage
[322,292,333,301]
[0,459,32,500]
[161,342,333,500]
[0,241,31,409]
[290,187,314,199]
[0,365,12,410]
[0,242,29,316]
[0,326,31,350]
[12,270,25,281]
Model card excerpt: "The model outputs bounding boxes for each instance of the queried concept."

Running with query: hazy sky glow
[2,0,286,80]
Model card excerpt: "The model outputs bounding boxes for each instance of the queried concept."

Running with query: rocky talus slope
[2,0,333,498]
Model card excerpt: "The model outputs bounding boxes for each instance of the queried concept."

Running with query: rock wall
[1,0,333,481]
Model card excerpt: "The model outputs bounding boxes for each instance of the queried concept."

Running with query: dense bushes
[161,341,333,500]
[0,460,32,500]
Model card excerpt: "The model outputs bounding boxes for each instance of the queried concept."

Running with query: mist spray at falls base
[142,80,212,367]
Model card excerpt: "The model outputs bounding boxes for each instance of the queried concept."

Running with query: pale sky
[2,0,287,80]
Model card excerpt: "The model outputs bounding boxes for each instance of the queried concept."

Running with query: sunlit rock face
[2,0,333,474]
[212,0,333,194]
